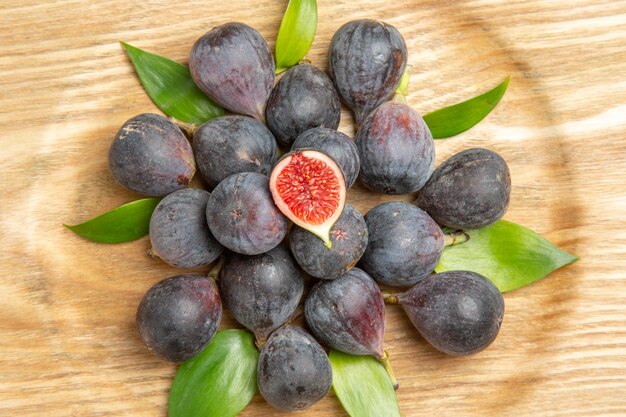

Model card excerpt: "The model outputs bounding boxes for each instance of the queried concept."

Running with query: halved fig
[270,149,347,248]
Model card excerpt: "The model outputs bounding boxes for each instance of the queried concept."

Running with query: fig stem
[169,116,198,137]
[379,350,399,390]
[207,256,225,281]
[382,291,399,304]
[392,67,411,104]
[444,230,470,247]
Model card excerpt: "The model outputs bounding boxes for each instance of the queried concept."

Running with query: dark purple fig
[258,325,332,411]
[397,271,504,355]
[328,19,407,126]
[149,188,223,268]
[266,63,340,147]
[219,245,304,344]
[360,202,444,287]
[136,274,221,362]
[206,172,289,255]
[305,268,384,358]
[108,113,195,196]
[292,127,360,188]
[416,148,511,229]
[357,101,435,194]
[189,22,274,120]
[290,203,367,280]
[192,115,278,189]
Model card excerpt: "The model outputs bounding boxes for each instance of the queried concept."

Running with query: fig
[292,127,360,189]
[206,172,289,255]
[219,245,304,344]
[266,63,341,147]
[189,22,274,120]
[290,203,367,280]
[360,202,444,287]
[192,115,278,189]
[416,148,511,229]
[149,188,223,268]
[258,325,332,411]
[396,271,505,355]
[357,101,435,194]
[136,274,221,362]
[108,113,195,196]
[328,19,407,126]
[305,268,384,357]
[270,150,346,248]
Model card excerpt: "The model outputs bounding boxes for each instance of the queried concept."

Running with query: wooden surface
[1,0,625,416]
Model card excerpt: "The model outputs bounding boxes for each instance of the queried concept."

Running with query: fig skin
[193,115,278,189]
[291,127,360,189]
[328,19,407,126]
[206,172,289,255]
[218,245,304,344]
[266,63,341,147]
[108,113,195,196]
[189,22,274,120]
[305,268,385,357]
[397,271,504,355]
[415,148,511,229]
[357,101,435,194]
[136,274,222,362]
[290,203,367,280]
[257,326,332,412]
[360,202,444,287]
[149,188,223,268]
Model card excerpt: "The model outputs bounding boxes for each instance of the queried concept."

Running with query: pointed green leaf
[329,350,401,417]
[65,198,160,243]
[435,220,578,292]
[275,0,317,73]
[121,42,223,124]
[424,77,509,139]
[169,330,259,417]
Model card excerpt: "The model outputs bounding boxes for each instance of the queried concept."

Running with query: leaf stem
[379,350,399,390]
[444,230,470,247]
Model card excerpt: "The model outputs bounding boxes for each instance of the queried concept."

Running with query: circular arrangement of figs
[114,18,513,412]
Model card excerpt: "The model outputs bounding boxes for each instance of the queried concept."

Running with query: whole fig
[357,101,434,194]
[305,268,385,358]
[108,113,195,196]
[266,63,340,147]
[257,326,332,411]
[329,19,407,126]
[397,271,504,355]
[360,202,444,287]
[189,22,274,120]
[193,115,277,189]
[219,245,304,344]
[149,188,223,268]
[416,148,511,229]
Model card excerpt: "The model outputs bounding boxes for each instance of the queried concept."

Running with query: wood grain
[1,0,625,416]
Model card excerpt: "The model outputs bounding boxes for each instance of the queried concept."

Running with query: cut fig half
[270,149,347,249]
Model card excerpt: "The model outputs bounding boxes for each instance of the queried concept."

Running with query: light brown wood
[1,0,625,415]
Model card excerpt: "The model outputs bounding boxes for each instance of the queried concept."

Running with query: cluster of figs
[113,19,510,412]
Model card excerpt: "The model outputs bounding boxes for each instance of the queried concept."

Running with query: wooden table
[1,0,625,415]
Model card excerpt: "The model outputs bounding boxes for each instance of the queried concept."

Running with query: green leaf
[121,42,223,124]
[65,198,160,243]
[329,350,401,417]
[435,220,578,292]
[275,0,317,73]
[169,330,259,417]
[424,77,509,139]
